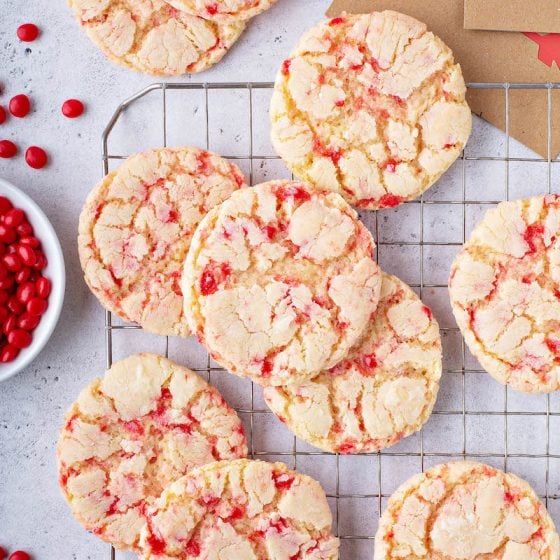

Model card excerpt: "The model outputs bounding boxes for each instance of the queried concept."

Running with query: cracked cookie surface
[375,461,560,559]
[139,459,339,559]
[68,0,245,76]
[264,273,441,454]
[163,0,277,23]
[78,146,246,337]
[182,180,382,387]
[450,195,560,393]
[57,353,247,552]
[270,10,472,210]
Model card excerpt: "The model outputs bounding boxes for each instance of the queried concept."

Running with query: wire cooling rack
[101,82,560,560]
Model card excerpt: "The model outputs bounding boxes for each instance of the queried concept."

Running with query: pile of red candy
[0,23,85,169]
[0,195,50,363]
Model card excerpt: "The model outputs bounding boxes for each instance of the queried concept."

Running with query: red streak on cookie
[281,59,292,76]
[369,58,382,73]
[261,358,274,378]
[546,339,560,355]
[273,472,295,490]
[147,533,166,555]
[360,354,377,373]
[377,194,404,209]
[339,442,357,454]
[206,3,218,15]
[186,538,201,556]
[523,223,545,253]
[329,16,346,26]
[383,159,400,173]
[106,497,120,516]
[123,420,145,436]
[313,137,342,165]
[532,527,545,541]
[225,504,246,521]
[422,305,433,321]
[200,262,231,296]
[504,491,515,504]
[264,225,277,240]
[65,414,79,432]
[59,473,68,488]
[335,99,345,107]
[275,184,311,203]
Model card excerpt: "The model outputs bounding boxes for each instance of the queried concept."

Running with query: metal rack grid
[101,82,560,560]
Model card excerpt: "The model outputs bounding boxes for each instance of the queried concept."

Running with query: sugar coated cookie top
[264,273,442,454]
[182,180,382,386]
[69,0,245,75]
[140,459,339,559]
[79,146,246,337]
[375,461,560,559]
[57,353,247,551]
[271,10,471,210]
[450,194,560,393]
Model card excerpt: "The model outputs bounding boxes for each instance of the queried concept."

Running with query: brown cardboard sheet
[464,0,560,33]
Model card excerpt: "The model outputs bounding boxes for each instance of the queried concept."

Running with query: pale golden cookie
[375,462,560,559]
[450,194,560,393]
[182,180,382,387]
[78,146,246,337]
[139,459,339,559]
[68,0,245,76]
[57,353,247,552]
[270,10,472,210]
[164,0,278,23]
[264,273,442,454]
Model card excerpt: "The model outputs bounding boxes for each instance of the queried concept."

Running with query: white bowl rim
[0,178,66,382]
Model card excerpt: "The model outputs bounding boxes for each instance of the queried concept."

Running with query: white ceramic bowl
[0,178,65,382]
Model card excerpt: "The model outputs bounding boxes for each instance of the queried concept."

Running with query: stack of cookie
[57,353,340,558]
[67,0,279,76]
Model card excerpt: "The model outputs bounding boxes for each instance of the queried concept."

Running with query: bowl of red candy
[0,178,65,382]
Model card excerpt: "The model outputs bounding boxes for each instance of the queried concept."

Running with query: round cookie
[57,353,247,551]
[270,10,472,210]
[264,273,441,454]
[375,461,560,559]
[182,180,382,387]
[139,459,340,559]
[164,0,278,23]
[450,194,560,393]
[68,0,245,76]
[78,146,246,337]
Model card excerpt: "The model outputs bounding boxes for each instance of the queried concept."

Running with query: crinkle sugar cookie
[375,461,560,559]
[139,459,339,559]
[270,11,472,210]
[68,0,245,76]
[78,147,246,337]
[164,0,278,23]
[182,180,382,387]
[450,194,560,393]
[57,353,247,551]
[264,273,441,454]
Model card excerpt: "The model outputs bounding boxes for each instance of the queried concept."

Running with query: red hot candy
[61,99,84,118]
[9,95,31,118]
[17,24,40,42]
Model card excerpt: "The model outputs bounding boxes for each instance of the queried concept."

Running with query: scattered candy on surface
[16,23,39,43]
[8,552,31,560]
[61,98,84,118]
[0,196,50,363]
[0,107,6,125]
[25,146,47,169]
[0,141,17,159]
[9,95,30,118]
